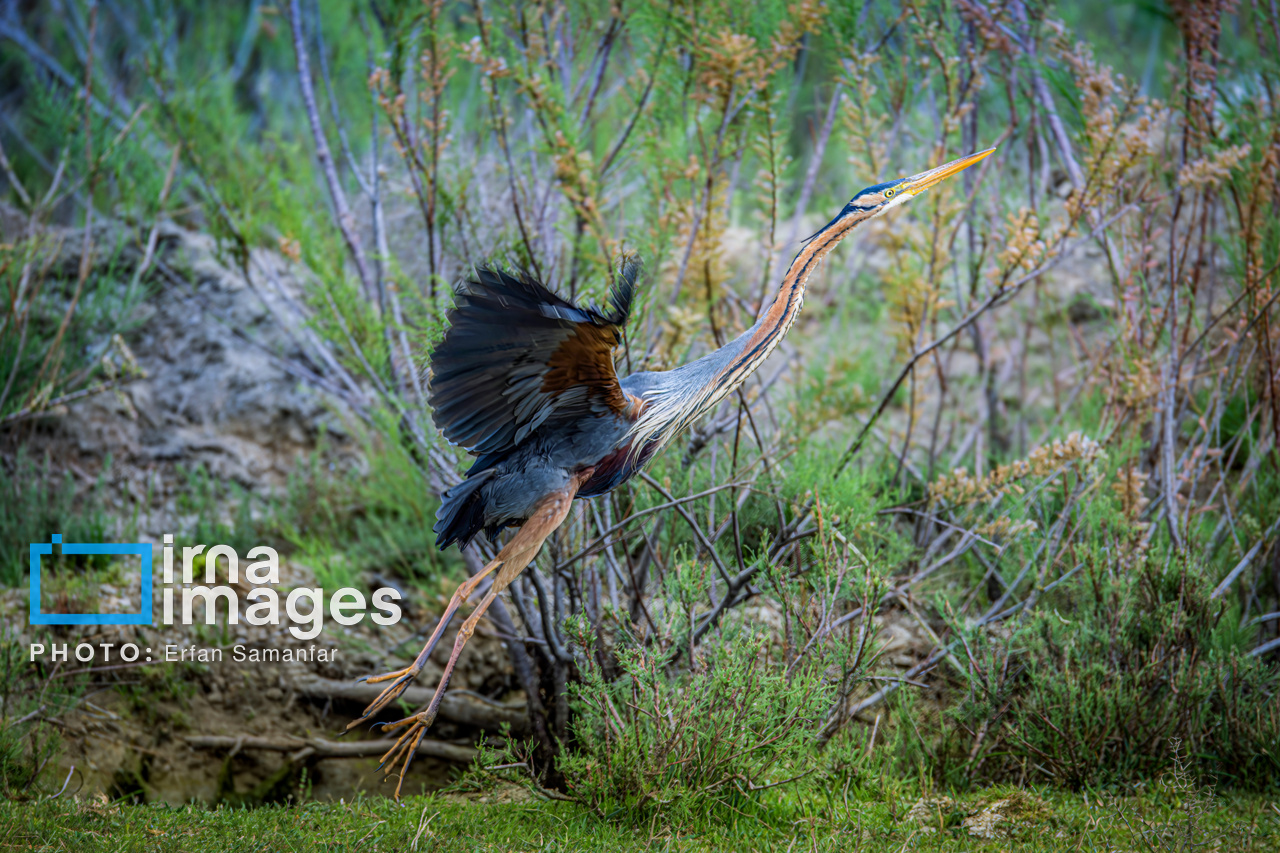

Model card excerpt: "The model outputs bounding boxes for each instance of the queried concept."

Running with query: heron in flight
[349,147,995,796]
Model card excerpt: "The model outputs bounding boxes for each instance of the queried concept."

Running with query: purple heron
[349,147,995,797]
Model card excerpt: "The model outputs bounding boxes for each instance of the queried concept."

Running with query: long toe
[377,717,422,774]
[350,669,424,728]
[394,727,428,799]
[364,666,414,685]
[367,709,442,800]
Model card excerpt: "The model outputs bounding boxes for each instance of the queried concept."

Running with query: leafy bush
[0,634,64,799]
[952,553,1280,790]
[551,633,831,824]
[0,449,111,587]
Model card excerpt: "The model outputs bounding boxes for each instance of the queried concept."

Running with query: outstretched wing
[427,261,639,456]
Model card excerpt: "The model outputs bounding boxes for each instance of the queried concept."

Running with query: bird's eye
[884,188,896,198]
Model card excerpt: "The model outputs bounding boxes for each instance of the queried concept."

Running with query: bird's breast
[578,438,656,498]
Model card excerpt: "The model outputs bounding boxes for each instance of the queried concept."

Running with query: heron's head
[809,147,996,241]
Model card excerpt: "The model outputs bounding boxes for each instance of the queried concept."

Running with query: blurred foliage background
[0,0,1278,823]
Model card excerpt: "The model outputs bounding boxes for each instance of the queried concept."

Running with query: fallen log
[185,734,477,764]
[292,675,529,734]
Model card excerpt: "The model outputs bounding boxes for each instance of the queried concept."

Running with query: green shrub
[953,552,1280,790]
[0,634,64,799]
[554,633,832,825]
[0,450,111,587]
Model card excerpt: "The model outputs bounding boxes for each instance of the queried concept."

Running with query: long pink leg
[344,557,501,731]
[374,472,590,798]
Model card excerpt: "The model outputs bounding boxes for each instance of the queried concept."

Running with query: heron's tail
[433,468,496,550]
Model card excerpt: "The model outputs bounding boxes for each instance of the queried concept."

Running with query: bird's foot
[377,708,441,799]
[344,664,422,732]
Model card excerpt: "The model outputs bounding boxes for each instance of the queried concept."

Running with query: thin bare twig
[286,0,377,304]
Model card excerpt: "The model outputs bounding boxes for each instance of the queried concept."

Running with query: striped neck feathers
[627,208,872,455]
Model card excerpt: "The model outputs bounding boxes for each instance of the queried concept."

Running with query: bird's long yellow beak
[900,147,997,195]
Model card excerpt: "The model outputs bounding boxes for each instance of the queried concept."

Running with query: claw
[379,714,421,734]
[366,603,481,796]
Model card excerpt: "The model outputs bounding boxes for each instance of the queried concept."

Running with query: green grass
[1,787,1274,852]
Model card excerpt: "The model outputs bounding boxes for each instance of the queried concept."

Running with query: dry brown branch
[185,734,477,764]
[1210,515,1280,600]
[292,675,528,734]
[286,0,377,304]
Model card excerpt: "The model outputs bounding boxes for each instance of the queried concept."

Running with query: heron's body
[434,406,655,545]
[349,148,997,796]
[430,282,786,547]
[431,212,858,546]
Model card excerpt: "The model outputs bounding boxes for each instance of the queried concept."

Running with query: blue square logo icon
[29,534,153,626]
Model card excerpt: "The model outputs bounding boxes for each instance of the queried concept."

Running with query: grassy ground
[1,788,1276,852]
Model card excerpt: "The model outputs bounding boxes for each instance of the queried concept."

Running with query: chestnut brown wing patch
[428,265,637,456]
[542,322,630,414]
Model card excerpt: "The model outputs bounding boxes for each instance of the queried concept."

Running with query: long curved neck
[629,209,872,452]
[722,212,866,392]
